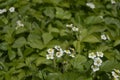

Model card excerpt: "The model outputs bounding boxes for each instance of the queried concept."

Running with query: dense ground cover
[0,0,120,80]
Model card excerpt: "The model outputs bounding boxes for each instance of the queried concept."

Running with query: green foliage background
[0,0,120,80]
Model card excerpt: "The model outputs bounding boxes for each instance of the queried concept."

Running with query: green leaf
[84,60,93,72]
[54,20,64,28]
[4,33,14,44]
[71,55,87,71]
[16,63,26,69]
[104,52,114,60]
[61,72,80,80]
[88,26,106,34]
[115,53,120,61]
[17,71,25,80]
[5,73,11,80]
[12,37,26,48]
[0,62,8,71]
[27,33,44,49]
[73,40,84,53]
[96,44,111,52]
[23,47,34,56]
[0,51,4,57]
[25,56,37,67]
[114,39,120,47]
[48,24,59,33]
[58,2,70,8]
[35,57,47,66]
[60,30,67,37]
[43,7,55,18]
[80,29,88,40]
[15,27,27,34]
[104,17,120,28]
[2,17,8,24]
[55,7,71,19]
[42,33,53,44]
[17,48,23,57]
[32,0,43,3]
[85,77,93,80]
[82,35,100,43]
[44,0,61,4]
[85,16,103,25]
[100,60,120,72]
[0,42,8,50]
[46,73,60,80]
[0,76,4,80]
[8,49,16,60]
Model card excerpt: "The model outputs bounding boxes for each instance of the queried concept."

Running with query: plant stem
[53,59,56,69]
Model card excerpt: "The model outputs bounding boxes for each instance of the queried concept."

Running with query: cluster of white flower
[66,24,79,32]
[111,69,120,80]
[46,45,75,60]
[0,7,15,14]
[46,48,54,59]
[86,2,95,9]
[16,20,24,30]
[88,51,104,72]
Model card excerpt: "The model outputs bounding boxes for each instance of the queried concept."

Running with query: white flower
[47,48,54,54]
[56,51,64,58]
[46,54,54,59]
[72,27,79,32]
[54,45,61,51]
[94,57,102,66]
[9,7,15,12]
[96,52,104,57]
[111,0,116,4]
[0,9,4,14]
[16,20,24,27]
[91,65,99,72]
[16,20,24,30]
[64,50,71,54]
[69,54,75,58]
[112,71,119,78]
[66,24,73,28]
[101,34,107,40]
[114,69,120,74]
[69,48,75,52]
[86,2,95,9]
[0,9,7,14]
[2,9,7,12]
[88,52,96,59]
[99,16,103,19]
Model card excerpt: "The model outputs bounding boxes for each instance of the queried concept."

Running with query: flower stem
[53,59,56,69]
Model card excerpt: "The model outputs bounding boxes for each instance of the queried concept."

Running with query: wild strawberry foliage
[0,0,120,80]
